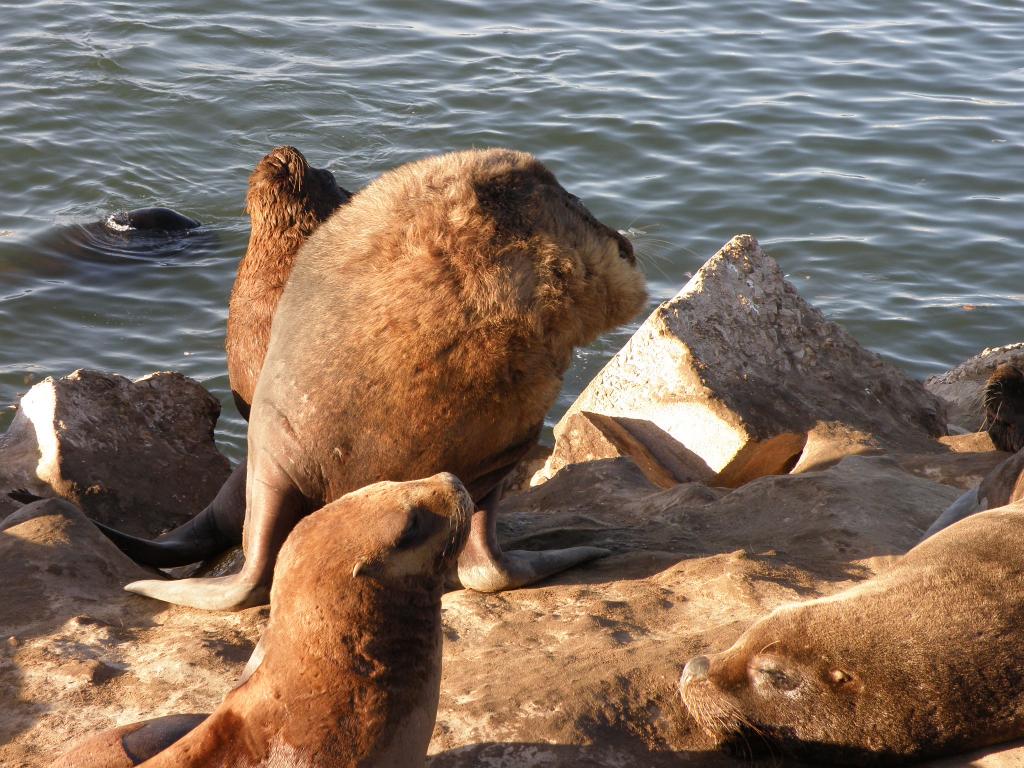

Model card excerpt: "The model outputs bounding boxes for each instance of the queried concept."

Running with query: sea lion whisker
[756,640,780,655]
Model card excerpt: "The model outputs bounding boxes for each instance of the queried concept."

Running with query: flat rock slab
[0,369,230,537]
[541,235,947,488]
[925,342,1024,432]
[0,499,264,767]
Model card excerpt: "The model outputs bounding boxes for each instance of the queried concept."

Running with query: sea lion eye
[395,506,432,550]
[755,664,799,692]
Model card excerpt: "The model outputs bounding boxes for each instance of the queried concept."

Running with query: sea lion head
[245,145,349,234]
[464,148,649,352]
[671,514,1024,765]
[984,363,1024,453]
[677,559,1004,766]
[333,148,648,373]
[274,471,473,599]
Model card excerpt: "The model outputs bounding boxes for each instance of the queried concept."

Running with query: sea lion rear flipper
[919,487,984,541]
[456,483,609,593]
[125,457,304,611]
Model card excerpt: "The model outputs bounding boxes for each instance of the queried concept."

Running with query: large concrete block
[547,235,947,487]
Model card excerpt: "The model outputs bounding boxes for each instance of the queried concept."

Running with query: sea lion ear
[828,668,862,691]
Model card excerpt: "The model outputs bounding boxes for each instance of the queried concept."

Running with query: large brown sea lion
[53,473,472,767]
[114,148,647,610]
[680,501,1024,765]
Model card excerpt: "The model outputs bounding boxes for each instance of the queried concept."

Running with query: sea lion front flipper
[456,484,609,593]
[919,487,984,541]
[125,456,305,611]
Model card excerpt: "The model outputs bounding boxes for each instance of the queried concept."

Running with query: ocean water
[1,0,1021,461]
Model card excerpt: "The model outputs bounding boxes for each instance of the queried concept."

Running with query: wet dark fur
[984,363,1024,454]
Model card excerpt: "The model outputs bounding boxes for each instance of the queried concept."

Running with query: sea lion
[104,207,200,233]
[53,473,472,767]
[984,363,1024,454]
[679,501,1024,765]
[94,146,350,565]
[920,363,1024,540]
[227,145,351,418]
[113,148,647,609]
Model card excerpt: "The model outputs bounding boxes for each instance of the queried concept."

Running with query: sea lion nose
[680,655,711,686]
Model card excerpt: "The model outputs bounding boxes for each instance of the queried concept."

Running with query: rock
[428,455,961,765]
[0,453,967,767]
[0,498,263,767]
[535,411,711,489]
[925,342,1024,432]
[541,235,947,488]
[503,442,553,495]
[0,369,231,537]
[893,433,1011,491]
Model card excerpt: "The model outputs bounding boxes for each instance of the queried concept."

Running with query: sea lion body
[55,473,472,768]
[680,502,1024,765]
[124,148,647,609]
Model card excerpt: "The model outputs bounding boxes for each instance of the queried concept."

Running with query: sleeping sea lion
[680,500,1024,765]
[53,473,472,767]
[114,148,647,609]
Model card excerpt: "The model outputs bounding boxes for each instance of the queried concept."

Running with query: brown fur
[680,503,1024,765]
[121,147,647,608]
[254,148,647,503]
[226,146,350,418]
[984,363,1024,454]
[58,475,471,768]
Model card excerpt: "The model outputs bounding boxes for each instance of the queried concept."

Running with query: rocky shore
[2,235,1023,767]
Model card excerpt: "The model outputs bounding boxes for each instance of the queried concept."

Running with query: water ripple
[2,0,1022,452]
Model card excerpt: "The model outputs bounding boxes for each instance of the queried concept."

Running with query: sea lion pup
[120,148,647,609]
[94,146,350,565]
[53,473,473,768]
[227,145,352,418]
[680,502,1024,766]
[984,362,1024,454]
